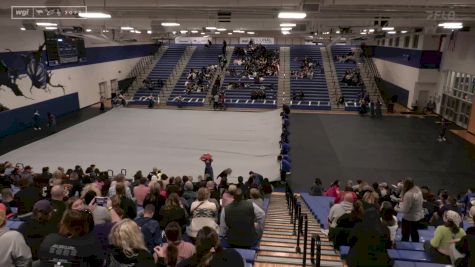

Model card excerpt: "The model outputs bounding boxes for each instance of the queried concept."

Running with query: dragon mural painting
[0,43,65,110]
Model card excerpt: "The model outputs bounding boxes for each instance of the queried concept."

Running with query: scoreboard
[44,31,87,66]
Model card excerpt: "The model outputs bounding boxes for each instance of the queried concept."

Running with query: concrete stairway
[159,46,196,104]
[320,47,343,111]
[205,46,235,105]
[254,193,343,267]
[359,57,385,105]
[126,46,168,98]
[277,47,291,108]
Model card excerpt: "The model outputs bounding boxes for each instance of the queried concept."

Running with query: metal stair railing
[310,233,322,267]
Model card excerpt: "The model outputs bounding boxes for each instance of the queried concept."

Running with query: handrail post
[293,201,300,235]
[303,214,308,267]
[296,213,303,253]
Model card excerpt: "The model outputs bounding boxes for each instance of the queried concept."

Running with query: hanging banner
[174,36,210,44]
[239,37,275,45]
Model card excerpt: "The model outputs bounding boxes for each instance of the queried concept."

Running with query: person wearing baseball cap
[0,203,32,267]
[18,200,56,260]
[424,210,466,264]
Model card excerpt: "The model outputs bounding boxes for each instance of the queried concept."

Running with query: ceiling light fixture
[172,31,177,34]
[205,26,217,30]
[335,30,340,34]
[191,30,198,33]
[281,27,292,31]
[78,12,111,19]
[36,22,57,26]
[102,29,109,33]
[161,22,180,26]
[203,35,209,38]
[200,32,205,35]
[45,26,57,30]
[180,30,188,34]
[214,32,221,34]
[387,31,396,34]
[228,32,232,35]
[401,30,408,33]
[135,30,142,34]
[322,31,330,35]
[278,12,306,19]
[280,23,296,27]
[438,22,463,29]
[382,27,394,31]
[217,28,227,31]
[121,26,134,30]
[85,28,92,32]
[368,29,375,33]
[147,30,152,34]
[360,32,367,35]
[20,27,26,31]
[233,30,245,33]
[282,31,290,35]
[247,31,255,34]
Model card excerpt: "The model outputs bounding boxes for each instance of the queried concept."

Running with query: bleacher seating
[289,45,331,110]
[130,45,187,105]
[167,45,222,106]
[220,45,279,109]
[330,45,365,111]
[339,246,432,263]
[300,192,334,229]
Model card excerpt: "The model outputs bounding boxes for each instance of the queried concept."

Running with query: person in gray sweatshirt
[0,203,32,267]
[395,178,424,242]
[328,193,355,241]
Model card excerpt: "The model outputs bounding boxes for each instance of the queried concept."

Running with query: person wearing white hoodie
[328,193,354,240]
[0,203,32,267]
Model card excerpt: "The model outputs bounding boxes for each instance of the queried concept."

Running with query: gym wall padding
[368,46,442,69]
[0,93,79,137]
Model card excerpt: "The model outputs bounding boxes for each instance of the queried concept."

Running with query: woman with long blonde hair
[109,219,155,266]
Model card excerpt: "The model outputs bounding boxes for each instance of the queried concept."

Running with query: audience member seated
[49,185,67,224]
[328,193,354,241]
[14,176,41,215]
[18,200,56,260]
[335,53,356,64]
[324,180,341,198]
[182,181,197,209]
[135,204,161,252]
[159,193,188,231]
[154,222,196,267]
[380,201,398,247]
[177,226,245,267]
[454,206,475,266]
[38,209,104,266]
[260,178,273,197]
[233,44,279,78]
[249,188,264,211]
[424,210,466,264]
[143,183,167,222]
[109,219,156,266]
[291,57,321,79]
[346,210,392,267]
[112,182,137,220]
[83,188,112,225]
[133,177,150,207]
[341,68,363,86]
[109,174,133,199]
[0,203,32,267]
[187,188,219,240]
[221,184,237,208]
[184,65,218,94]
[220,188,264,248]
[332,200,364,249]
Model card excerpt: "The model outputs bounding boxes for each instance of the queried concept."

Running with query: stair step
[261,236,330,245]
[259,245,338,256]
[255,255,343,267]
[258,250,342,262]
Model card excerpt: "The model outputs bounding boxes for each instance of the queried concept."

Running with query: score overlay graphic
[11,6,87,19]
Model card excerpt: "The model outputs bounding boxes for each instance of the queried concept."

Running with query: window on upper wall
[404,36,410,48]
[395,37,400,47]
[389,38,393,46]
[413,35,419,49]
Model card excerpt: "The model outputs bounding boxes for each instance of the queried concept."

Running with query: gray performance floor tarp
[1,108,281,182]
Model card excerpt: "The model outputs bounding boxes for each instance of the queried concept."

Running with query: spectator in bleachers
[362,191,380,213]
[434,196,462,226]
[38,209,103,266]
[177,226,244,267]
[458,187,475,215]
[182,181,197,209]
[135,204,161,252]
[335,186,358,204]
[14,176,41,215]
[112,182,137,220]
[82,185,111,225]
[380,201,398,247]
[333,200,365,249]
[18,200,56,260]
[143,183,167,222]
[154,221,196,267]
[109,219,155,266]
[324,180,340,198]
[309,178,323,196]
[0,188,16,216]
[220,188,264,248]
[395,178,424,242]
[454,206,475,267]
[249,188,264,210]
[277,155,291,183]
[109,174,133,199]
[134,177,150,207]
[0,203,32,267]
[260,178,273,197]
[187,188,219,239]
[159,193,188,231]
[346,208,392,267]
[328,193,354,241]
[221,184,237,207]
[424,210,466,264]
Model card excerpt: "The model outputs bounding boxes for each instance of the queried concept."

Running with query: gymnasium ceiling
[1,0,475,38]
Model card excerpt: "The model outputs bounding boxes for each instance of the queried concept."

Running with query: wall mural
[0,43,65,111]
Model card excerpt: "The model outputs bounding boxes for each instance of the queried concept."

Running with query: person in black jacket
[346,208,392,267]
[454,207,475,267]
[112,182,137,220]
[14,177,41,215]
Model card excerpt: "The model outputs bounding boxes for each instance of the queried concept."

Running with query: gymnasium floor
[0,108,281,182]
[288,113,475,195]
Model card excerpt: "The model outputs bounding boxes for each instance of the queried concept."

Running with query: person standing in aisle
[277,155,291,184]
[437,118,448,142]
[33,110,41,130]
[47,112,56,134]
